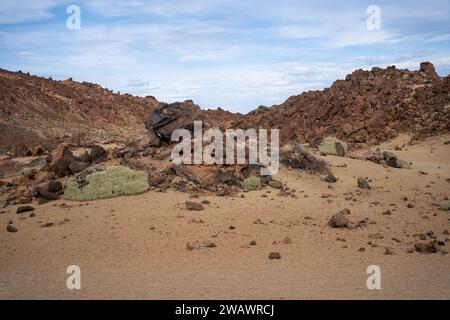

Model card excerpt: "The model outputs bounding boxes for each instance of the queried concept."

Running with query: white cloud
[0,0,67,24]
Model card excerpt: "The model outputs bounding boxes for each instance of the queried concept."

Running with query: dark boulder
[144,101,203,142]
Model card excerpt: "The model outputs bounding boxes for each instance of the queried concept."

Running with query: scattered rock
[204,241,216,248]
[415,241,440,254]
[328,213,349,228]
[46,146,78,177]
[185,201,204,211]
[268,180,283,189]
[6,225,18,233]
[268,252,281,260]
[47,180,63,193]
[41,222,54,228]
[324,175,337,183]
[16,206,34,214]
[357,177,371,189]
[249,240,257,246]
[368,233,384,240]
[280,142,330,174]
[90,145,108,164]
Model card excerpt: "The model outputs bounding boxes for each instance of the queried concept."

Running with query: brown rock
[7,225,18,233]
[46,146,78,177]
[268,252,281,259]
[90,145,107,164]
[185,201,204,211]
[357,177,371,189]
[69,160,89,174]
[329,213,349,228]
[47,180,63,193]
[419,62,438,78]
[16,206,35,214]
[415,241,440,254]
[268,180,283,189]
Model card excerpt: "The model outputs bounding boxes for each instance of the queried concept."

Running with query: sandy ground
[1,135,449,300]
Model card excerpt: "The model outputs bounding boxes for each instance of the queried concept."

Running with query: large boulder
[46,146,78,177]
[419,62,438,79]
[280,142,330,174]
[90,145,107,164]
[144,101,203,142]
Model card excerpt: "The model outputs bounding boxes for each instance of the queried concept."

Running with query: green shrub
[64,166,149,201]
[440,202,450,211]
[318,137,347,156]
[241,176,262,191]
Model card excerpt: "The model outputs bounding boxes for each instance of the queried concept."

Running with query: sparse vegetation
[64,166,149,201]
[241,176,262,191]
[440,202,450,211]
[318,137,347,156]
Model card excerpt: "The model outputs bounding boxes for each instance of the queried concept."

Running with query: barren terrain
[1,134,449,299]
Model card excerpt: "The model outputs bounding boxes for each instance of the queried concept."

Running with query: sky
[0,0,449,113]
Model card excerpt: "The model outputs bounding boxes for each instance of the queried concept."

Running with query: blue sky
[0,0,449,113]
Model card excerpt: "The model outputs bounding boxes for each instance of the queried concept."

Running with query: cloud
[0,0,67,24]
[1,0,450,112]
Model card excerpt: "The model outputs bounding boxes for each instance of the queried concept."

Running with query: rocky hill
[0,68,159,154]
[236,62,450,146]
[1,62,449,156]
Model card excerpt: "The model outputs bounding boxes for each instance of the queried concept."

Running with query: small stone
[368,233,384,240]
[415,241,440,254]
[385,248,394,255]
[268,252,281,259]
[249,240,257,246]
[185,201,204,211]
[6,225,18,233]
[204,241,216,248]
[357,177,370,189]
[186,242,195,251]
[328,213,349,228]
[229,225,236,230]
[324,175,337,183]
[16,206,35,214]
[41,223,54,228]
[407,203,415,209]
[419,234,427,240]
[201,200,210,205]
[268,180,283,189]
[358,247,366,252]
[382,210,392,215]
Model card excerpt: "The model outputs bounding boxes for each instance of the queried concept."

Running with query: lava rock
[328,213,349,228]
[16,206,35,214]
[357,177,371,189]
[268,252,281,259]
[185,201,204,211]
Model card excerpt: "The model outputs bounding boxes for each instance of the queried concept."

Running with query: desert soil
[1,135,449,300]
